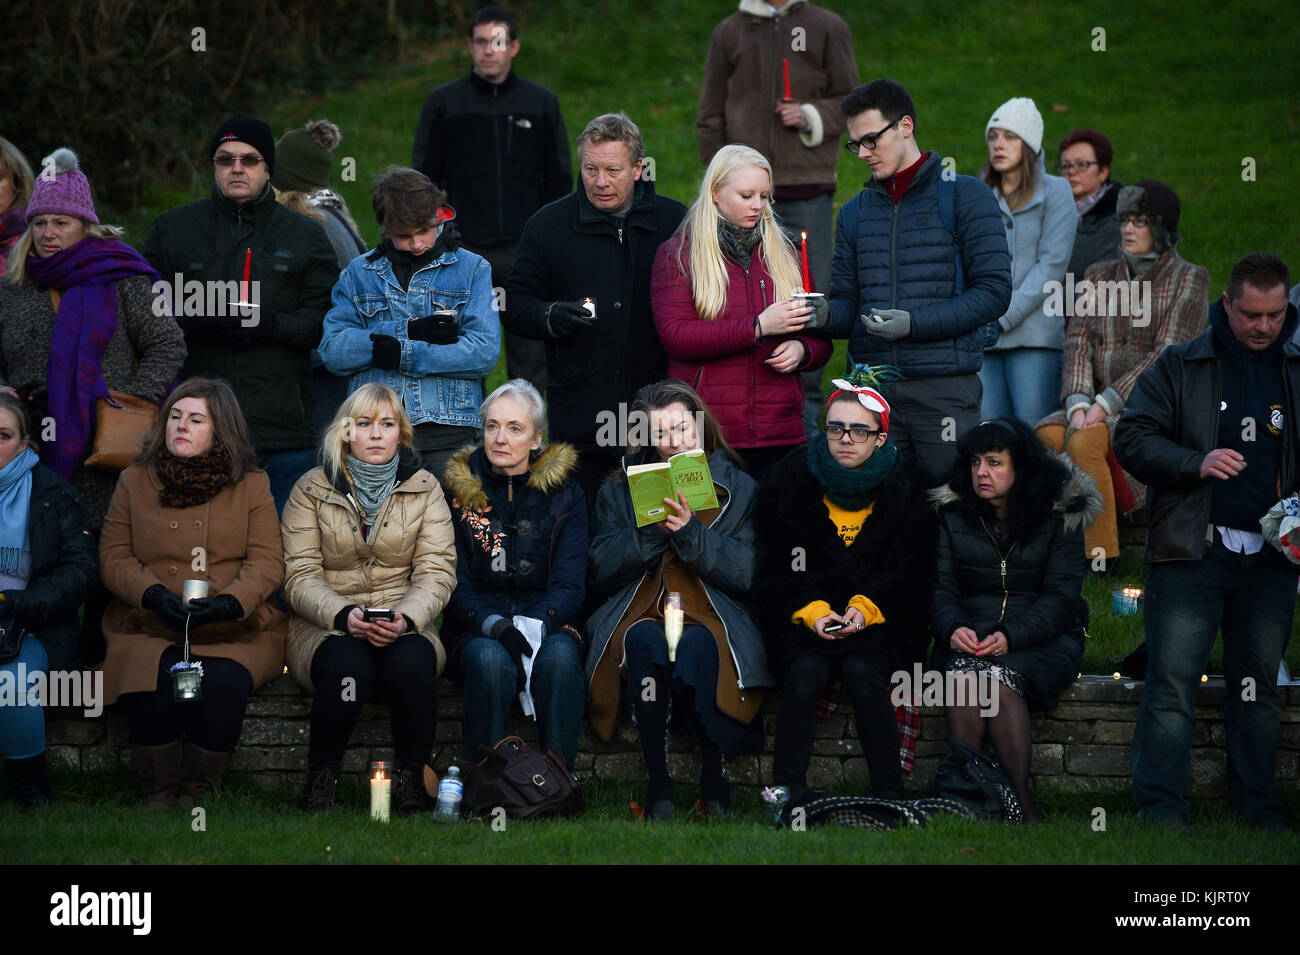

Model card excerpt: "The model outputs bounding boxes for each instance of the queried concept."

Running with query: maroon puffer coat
[651,233,832,449]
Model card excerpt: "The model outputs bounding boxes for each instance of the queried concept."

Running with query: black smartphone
[363,607,396,623]
[823,621,846,633]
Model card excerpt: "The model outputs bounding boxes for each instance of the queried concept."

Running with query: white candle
[664,595,684,663]
[370,768,391,823]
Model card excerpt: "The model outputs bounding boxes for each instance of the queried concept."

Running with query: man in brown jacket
[697,0,859,438]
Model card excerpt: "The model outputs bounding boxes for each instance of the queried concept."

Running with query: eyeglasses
[1118,214,1151,228]
[214,154,265,168]
[1056,160,1101,173]
[844,118,901,156]
[825,424,881,443]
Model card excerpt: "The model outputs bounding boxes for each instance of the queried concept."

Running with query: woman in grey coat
[977,97,1078,426]
[585,379,772,820]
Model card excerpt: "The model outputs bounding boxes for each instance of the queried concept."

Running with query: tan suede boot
[131,741,184,808]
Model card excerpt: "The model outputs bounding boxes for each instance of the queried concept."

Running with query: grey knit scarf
[345,453,400,526]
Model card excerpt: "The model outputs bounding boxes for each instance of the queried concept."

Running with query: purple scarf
[26,237,160,479]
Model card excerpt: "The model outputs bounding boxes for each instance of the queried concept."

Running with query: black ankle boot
[300,762,340,811]
[6,754,52,808]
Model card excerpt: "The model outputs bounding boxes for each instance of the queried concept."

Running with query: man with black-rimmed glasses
[827,79,1012,484]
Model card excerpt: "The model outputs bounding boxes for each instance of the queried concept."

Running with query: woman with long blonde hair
[651,144,832,480]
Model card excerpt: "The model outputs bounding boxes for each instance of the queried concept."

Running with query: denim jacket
[318,245,500,428]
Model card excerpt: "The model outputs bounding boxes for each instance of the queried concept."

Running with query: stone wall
[43,675,1300,797]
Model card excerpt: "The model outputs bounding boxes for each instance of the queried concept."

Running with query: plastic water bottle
[435,766,463,822]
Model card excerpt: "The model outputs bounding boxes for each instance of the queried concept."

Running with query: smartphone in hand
[363,607,396,623]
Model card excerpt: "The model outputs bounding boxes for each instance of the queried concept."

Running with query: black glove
[141,584,190,633]
[408,313,460,345]
[488,617,534,690]
[243,310,280,344]
[185,594,244,626]
[546,301,593,338]
[370,333,402,371]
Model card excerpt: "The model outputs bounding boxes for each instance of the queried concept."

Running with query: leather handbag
[0,614,29,665]
[84,390,159,470]
[463,736,584,820]
[932,736,1023,822]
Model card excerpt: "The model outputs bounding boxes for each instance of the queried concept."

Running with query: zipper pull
[508,474,514,503]
[618,226,623,244]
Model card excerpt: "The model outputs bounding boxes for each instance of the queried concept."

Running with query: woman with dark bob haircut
[929,417,1100,821]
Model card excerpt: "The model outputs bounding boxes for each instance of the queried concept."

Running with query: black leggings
[774,649,902,796]
[308,633,439,767]
[124,645,254,751]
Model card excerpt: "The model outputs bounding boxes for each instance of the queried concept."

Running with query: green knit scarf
[805,435,898,510]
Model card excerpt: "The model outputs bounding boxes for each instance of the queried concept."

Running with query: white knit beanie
[985,97,1044,156]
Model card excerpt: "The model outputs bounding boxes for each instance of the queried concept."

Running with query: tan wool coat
[280,453,456,691]
[99,464,287,704]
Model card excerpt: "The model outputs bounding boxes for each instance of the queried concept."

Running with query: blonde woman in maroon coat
[651,144,833,481]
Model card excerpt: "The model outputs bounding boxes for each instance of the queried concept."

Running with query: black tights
[774,650,902,797]
[308,633,440,767]
[946,682,1039,821]
[124,645,253,751]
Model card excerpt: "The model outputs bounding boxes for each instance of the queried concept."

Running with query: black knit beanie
[209,115,276,174]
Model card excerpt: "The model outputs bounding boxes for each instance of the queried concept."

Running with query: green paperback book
[626,448,719,527]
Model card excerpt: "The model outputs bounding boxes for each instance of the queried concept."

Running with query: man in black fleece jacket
[1115,251,1299,832]
[412,6,571,396]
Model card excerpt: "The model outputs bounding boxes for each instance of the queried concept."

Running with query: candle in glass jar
[370,761,391,822]
[664,592,684,663]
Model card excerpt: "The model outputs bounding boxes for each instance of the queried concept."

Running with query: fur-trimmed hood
[927,452,1103,536]
[443,442,579,512]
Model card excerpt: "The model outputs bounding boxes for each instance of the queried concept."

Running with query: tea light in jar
[581,297,597,320]
[370,761,391,823]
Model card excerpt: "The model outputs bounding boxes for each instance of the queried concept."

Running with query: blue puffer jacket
[318,243,500,429]
[828,150,1012,378]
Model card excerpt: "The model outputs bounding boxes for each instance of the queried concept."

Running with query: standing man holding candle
[828,79,1012,484]
[1115,252,1299,832]
[412,6,572,397]
[144,115,339,513]
[697,0,859,440]
[506,113,686,504]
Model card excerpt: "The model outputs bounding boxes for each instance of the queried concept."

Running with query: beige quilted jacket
[280,451,456,690]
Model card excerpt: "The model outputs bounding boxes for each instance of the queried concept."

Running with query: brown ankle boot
[180,742,233,797]
[132,741,184,808]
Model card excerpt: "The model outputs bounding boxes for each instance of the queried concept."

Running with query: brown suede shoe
[180,742,233,797]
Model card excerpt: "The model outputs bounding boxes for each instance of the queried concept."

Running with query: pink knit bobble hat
[26,148,99,224]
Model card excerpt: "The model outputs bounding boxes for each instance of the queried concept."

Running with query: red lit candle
[241,248,251,303]
[782,59,792,100]
[800,232,811,292]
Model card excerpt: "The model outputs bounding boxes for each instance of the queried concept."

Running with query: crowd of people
[0,2,1295,832]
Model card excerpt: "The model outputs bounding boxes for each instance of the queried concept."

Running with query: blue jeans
[979,348,1062,426]
[0,636,47,759]
[458,633,585,769]
[1132,539,1295,825]
[261,449,317,516]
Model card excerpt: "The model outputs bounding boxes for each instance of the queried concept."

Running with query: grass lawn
[4,770,1296,865]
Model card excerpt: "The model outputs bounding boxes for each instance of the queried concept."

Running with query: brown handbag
[462,736,584,820]
[84,390,159,470]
